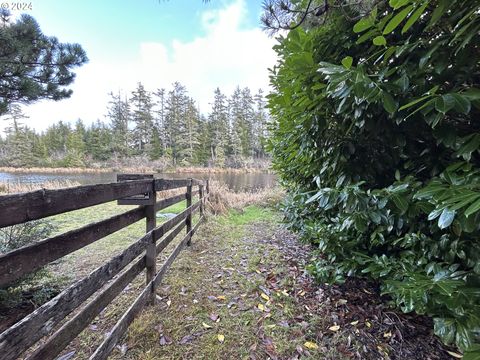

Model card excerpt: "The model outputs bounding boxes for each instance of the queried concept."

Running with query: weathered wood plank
[27,257,146,360]
[117,174,154,205]
[152,200,200,241]
[154,193,186,212]
[154,216,203,287]
[145,187,156,305]
[87,217,204,360]
[89,280,151,360]
[0,232,152,360]
[186,180,193,246]
[156,220,186,254]
[0,180,152,228]
[154,178,204,191]
[0,207,146,287]
[199,185,204,217]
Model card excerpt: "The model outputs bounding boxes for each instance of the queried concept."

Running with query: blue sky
[3,0,277,131]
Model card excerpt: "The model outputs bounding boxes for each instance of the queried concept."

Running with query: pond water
[0,171,277,192]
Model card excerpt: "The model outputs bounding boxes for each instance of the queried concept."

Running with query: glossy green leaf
[402,2,429,33]
[383,5,414,34]
[373,36,387,46]
[341,56,353,69]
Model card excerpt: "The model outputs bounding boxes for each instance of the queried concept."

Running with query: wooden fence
[0,175,210,360]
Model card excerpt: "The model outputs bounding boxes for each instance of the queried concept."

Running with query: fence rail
[0,175,209,360]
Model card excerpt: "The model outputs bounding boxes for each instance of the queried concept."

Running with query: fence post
[199,184,204,217]
[186,179,192,246]
[145,179,157,305]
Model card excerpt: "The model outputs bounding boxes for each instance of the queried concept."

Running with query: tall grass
[206,180,284,214]
[0,180,81,194]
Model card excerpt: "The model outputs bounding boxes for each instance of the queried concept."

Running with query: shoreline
[0,166,274,175]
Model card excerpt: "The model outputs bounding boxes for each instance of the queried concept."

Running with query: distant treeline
[0,82,270,169]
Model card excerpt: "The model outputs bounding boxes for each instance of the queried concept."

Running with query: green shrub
[267,0,480,354]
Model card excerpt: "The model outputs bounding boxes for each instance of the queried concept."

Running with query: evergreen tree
[153,88,167,154]
[208,88,229,167]
[0,11,87,115]
[130,83,154,153]
[107,92,130,157]
[3,105,32,167]
[165,82,188,166]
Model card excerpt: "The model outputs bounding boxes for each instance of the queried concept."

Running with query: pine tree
[3,105,32,166]
[0,11,87,115]
[253,89,269,158]
[107,91,130,157]
[165,82,188,166]
[208,88,229,167]
[153,88,167,155]
[130,83,154,153]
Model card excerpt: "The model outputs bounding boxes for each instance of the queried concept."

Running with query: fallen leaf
[336,299,348,305]
[365,321,372,328]
[446,351,463,359]
[329,325,340,331]
[383,331,392,338]
[179,334,195,345]
[202,322,212,329]
[299,290,306,296]
[159,335,172,346]
[304,341,319,350]
[282,289,289,296]
[350,320,359,326]
[261,293,270,301]
[217,295,226,301]
[257,303,266,312]
[266,324,276,329]
[166,299,172,307]
[363,289,373,294]
[217,334,225,343]
[209,313,219,322]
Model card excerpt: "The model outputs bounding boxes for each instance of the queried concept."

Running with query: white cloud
[3,0,277,132]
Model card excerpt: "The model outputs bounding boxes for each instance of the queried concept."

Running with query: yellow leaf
[261,293,270,301]
[365,321,372,328]
[202,322,212,329]
[255,269,261,274]
[217,295,226,301]
[166,299,171,307]
[217,334,225,343]
[383,331,392,338]
[257,303,266,312]
[329,325,340,331]
[350,320,359,326]
[304,341,319,350]
[447,351,463,359]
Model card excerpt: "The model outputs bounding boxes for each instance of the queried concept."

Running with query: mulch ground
[262,226,458,360]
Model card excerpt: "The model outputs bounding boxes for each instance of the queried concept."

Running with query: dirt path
[97,206,456,360]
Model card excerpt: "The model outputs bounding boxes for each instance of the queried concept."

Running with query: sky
[2,0,278,132]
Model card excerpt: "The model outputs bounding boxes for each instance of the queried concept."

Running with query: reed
[0,180,81,194]
[206,180,284,215]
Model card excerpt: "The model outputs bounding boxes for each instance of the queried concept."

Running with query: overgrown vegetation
[267,0,480,356]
